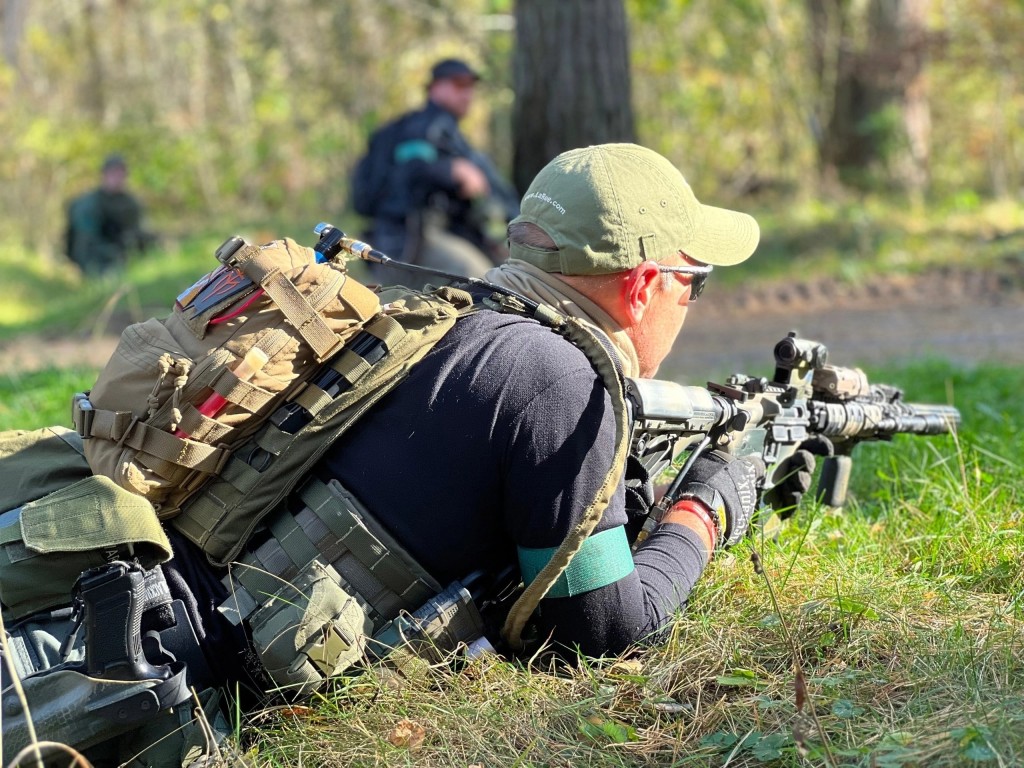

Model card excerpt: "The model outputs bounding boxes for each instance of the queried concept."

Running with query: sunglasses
[656,263,713,300]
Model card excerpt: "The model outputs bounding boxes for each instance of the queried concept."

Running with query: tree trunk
[512,0,636,194]
[1,0,29,69]
[807,0,931,193]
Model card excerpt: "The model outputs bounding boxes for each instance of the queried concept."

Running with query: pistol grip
[82,563,166,681]
[816,455,853,508]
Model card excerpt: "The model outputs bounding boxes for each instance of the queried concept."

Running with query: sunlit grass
[733,196,1024,288]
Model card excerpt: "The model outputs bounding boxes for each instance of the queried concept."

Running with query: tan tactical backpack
[74,233,381,519]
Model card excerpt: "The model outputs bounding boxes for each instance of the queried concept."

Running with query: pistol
[75,561,168,681]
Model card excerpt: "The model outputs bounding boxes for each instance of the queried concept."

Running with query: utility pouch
[246,559,372,696]
[0,475,171,622]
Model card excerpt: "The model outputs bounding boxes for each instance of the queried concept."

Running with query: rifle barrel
[812,400,960,440]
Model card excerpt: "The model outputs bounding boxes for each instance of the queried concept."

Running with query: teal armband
[517,526,635,599]
[394,140,438,164]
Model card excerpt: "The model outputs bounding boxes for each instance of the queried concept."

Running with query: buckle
[214,235,247,267]
[72,392,95,438]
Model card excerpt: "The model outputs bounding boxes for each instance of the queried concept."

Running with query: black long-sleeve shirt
[164,302,708,683]
[316,305,707,656]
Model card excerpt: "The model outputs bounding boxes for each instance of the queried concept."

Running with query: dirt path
[661,267,1024,382]
[2,264,1023,379]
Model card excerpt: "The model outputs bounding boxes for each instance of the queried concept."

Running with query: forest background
[2,0,1023,263]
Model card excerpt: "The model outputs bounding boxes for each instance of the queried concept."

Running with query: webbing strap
[293,383,334,417]
[218,581,259,625]
[260,271,341,360]
[211,373,275,413]
[232,543,294,601]
[233,245,342,360]
[126,421,226,474]
[364,313,406,347]
[330,350,373,387]
[175,409,233,444]
[77,406,133,441]
[292,505,395,621]
[299,479,435,602]
[268,510,320,570]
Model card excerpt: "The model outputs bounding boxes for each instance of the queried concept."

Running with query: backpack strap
[229,244,347,360]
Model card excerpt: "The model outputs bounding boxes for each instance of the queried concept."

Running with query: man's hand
[671,451,765,548]
[451,157,490,199]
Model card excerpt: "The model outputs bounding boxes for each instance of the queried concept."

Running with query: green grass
[721,196,1024,288]
[0,366,98,430]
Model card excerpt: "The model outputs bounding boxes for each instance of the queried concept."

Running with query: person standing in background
[351,58,520,288]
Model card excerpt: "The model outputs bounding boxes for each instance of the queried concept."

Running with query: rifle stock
[627,332,961,527]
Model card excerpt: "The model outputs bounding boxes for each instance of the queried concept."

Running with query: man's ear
[622,261,662,324]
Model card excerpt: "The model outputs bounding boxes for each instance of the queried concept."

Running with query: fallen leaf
[794,668,807,711]
[608,659,643,677]
[387,718,426,750]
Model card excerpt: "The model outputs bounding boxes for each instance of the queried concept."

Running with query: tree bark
[512,0,636,194]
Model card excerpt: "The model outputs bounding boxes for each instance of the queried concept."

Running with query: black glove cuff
[675,482,725,545]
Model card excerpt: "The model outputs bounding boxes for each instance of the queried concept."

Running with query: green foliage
[4,1,1024,255]
[0,367,96,431]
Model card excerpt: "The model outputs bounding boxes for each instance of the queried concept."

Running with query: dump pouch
[0,475,171,621]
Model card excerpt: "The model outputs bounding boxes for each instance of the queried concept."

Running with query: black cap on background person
[430,58,481,85]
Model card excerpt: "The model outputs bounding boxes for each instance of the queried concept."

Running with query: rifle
[626,331,961,534]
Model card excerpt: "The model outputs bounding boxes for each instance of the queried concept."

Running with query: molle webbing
[173,288,472,566]
[284,313,407,425]
[217,477,440,629]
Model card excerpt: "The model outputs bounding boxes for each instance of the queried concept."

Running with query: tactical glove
[672,450,765,548]
[765,449,816,517]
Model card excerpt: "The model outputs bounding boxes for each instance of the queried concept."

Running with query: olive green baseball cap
[508,143,759,275]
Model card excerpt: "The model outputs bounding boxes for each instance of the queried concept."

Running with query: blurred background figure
[64,153,156,276]
[351,58,520,289]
